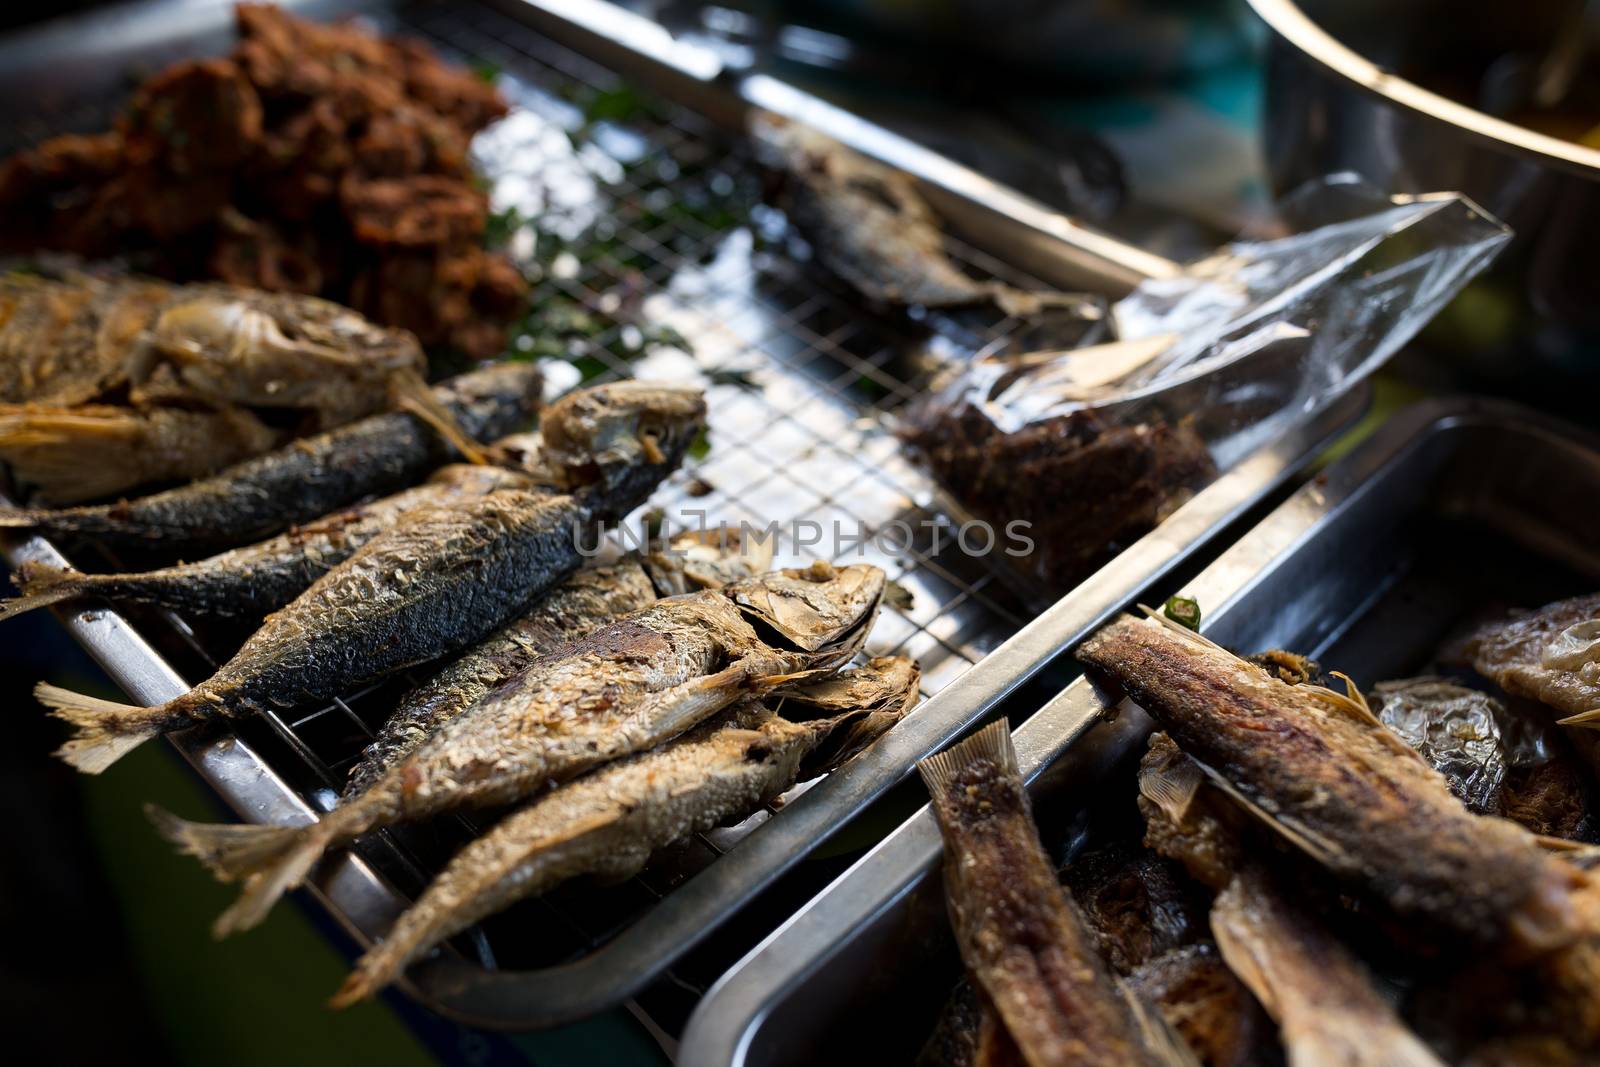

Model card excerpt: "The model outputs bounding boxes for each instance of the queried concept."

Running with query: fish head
[152,288,425,377]
[541,381,707,516]
[726,561,885,658]
[645,526,777,595]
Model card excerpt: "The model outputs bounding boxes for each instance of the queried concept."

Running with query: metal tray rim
[2,0,1369,1031]
[679,394,1600,1066]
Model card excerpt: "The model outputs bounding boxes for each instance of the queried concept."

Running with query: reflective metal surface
[1251,0,1600,393]
[682,397,1600,1066]
[0,0,1360,1031]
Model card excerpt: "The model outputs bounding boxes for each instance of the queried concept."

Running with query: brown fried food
[919,721,1170,1067]
[1079,615,1593,959]
[0,4,521,358]
[918,980,1026,1067]
[899,403,1215,595]
[1458,594,1600,723]
[1126,945,1278,1067]
[1061,841,1211,976]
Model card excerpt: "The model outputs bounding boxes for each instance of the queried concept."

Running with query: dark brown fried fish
[918,720,1174,1067]
[1125,945,1277,1067]
[329,655,919,1006]
[1078,614,1592,959]
[1457,593,1600,724]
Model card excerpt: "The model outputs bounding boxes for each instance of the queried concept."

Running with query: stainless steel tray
[1,0,1363,1032]
[681,396,1600,1066]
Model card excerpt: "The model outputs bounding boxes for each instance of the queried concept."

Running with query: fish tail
[0,562,95,622]
[147,804,332,937]
[329,942,406,1009]
[917,718,1018,798]
[392,370,489,465]
[36,683,172,773]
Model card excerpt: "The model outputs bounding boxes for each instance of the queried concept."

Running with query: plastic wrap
[899,180,1512,600]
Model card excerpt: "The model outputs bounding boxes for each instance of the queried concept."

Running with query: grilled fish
[1457,593,1600,724]
[1,463,533,623]
[756,117,1088,319]
[1211,866,1447,1067]
[0,274,424,417]
[918,720,1175,1067]
[328,655,919,1006]
[152,560,883,935]
[0,402,285,505]
[341,529,774,798]
[1125,945,1276,1067]
[0,361,542,552]
[1078,614,1591,958]
[35,382,705,773]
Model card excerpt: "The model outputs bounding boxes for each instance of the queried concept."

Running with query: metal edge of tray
[405,384,1371,1028]
[0,0,1349,1030]
[678,395,1598,1066]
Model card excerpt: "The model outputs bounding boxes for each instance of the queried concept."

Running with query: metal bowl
[1249,0,1600,397]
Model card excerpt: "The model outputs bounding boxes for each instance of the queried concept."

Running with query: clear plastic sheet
[898,178,1512,599]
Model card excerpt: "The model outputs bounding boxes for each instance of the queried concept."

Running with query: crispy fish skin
[757,119,1080,318]
[918,720,1166,1067]
[151,562,883,936]
[1459,593,1600,721]
[0,402,284,505]
[0,274,172,406]
[2,463,531,623]
[339,560,660,798]
[328,656,919,1006]
[1126,945,1277,1067]
[36,382,707,772]
[1210,867,1447,1067]
[1078,615,1590,958]
[340,530,776,798]
[0,361,541,551]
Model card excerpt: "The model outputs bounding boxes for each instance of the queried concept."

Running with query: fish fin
[1118,979,1204,1067]
[1137,748,1205,823]
[0,562,93,622]
[330,955,391,1010]
[1191,758,1347,869]
[917,719,1017,797]
[160,816,332,939]
[0,508,40,528]
[1558,707,1600,727]
[36,683,166,773]
[391,371,488,465]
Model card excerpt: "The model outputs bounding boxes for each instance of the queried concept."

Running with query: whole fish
[0,361,542,552]
[35,382,706,773]
[1456,593,1600,724]
[755,117,1091,319]
[0,420,569,624]
[918,719,1178,1067]
[1078,614,1592,959]
[0,274,424,417]
[153,560,884,936]
[1210,866,1447,1067]
[1,463,533,623]
[341,529,774,797]
[326,655,919,1006]
[0,402,283,505]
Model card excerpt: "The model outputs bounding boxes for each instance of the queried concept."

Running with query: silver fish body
[330,655,919,1005]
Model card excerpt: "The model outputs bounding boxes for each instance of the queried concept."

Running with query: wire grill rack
[27,0,1063,1018]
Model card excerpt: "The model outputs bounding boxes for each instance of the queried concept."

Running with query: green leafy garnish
[471,60,501,85]
[687,427,712,461]
[1162,595,1202,632]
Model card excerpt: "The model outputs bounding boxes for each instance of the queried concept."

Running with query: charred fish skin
[2,465,531,624]
[150,563,883,937]
[340,529,777,799]
[0,361,542,552]
[339,559,659,798]
[918,720,1169,1067]
[1078,616,1590,958]
[1210,866,1447,1067]
[329,656,918,1006]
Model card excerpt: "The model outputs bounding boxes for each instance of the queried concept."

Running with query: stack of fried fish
[918,594,1600,1066]
[4,369,915,1005]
